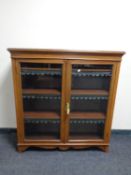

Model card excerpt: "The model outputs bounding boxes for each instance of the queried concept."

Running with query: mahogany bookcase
[8,49,125,152]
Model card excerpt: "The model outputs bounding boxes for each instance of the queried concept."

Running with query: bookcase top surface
[8,48,125,60]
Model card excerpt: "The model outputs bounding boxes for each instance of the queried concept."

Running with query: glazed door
[17,60,66,142]
[66,61,113,142]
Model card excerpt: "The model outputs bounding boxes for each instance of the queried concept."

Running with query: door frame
[64,59,119,144]
[12,58,67,144]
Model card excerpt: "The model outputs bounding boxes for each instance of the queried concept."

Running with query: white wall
[0,0,131,129]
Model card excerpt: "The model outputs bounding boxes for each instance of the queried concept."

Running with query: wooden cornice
[8,48,125,61]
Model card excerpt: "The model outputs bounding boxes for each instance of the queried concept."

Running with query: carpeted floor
[0,132,131,175]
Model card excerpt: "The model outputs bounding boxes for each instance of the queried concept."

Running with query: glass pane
[69,64,112,140]
[20,63,62,140]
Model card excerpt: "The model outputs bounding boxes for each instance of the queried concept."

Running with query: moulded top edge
[7,48,125,57]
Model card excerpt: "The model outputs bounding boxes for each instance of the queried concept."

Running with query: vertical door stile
[104,62,121,143]
[60,61,67,142]
[13,60,25,143]
[64,61,72,142]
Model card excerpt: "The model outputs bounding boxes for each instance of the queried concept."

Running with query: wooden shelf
[24,112,60,119]
[25,135,59,141]
[21,68,61,76]
[69,135,103,140]
[69,112,105,119]
[71,90,108,96]
[23,89,107,96]
[73,68,111,72]
[23,89,60,95]
[22,67,60,71]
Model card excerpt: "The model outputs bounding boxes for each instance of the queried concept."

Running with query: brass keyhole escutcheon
[66,102,70,115]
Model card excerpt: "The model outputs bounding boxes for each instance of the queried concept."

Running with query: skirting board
[0,128,131,135]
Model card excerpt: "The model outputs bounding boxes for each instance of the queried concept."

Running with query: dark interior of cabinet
[24,119,60,140]
[22,75,61,90]
[72,64,112,90]
[70,99,107,112]
[21,63,112,141]
[72,64,112,69]
[21,63,61,68]
[23,97,61,112]
[72,77,110,90]
[69,64,112,140]
[69,120,104,139]
[21,63,62,140]
[21,63,62,90]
